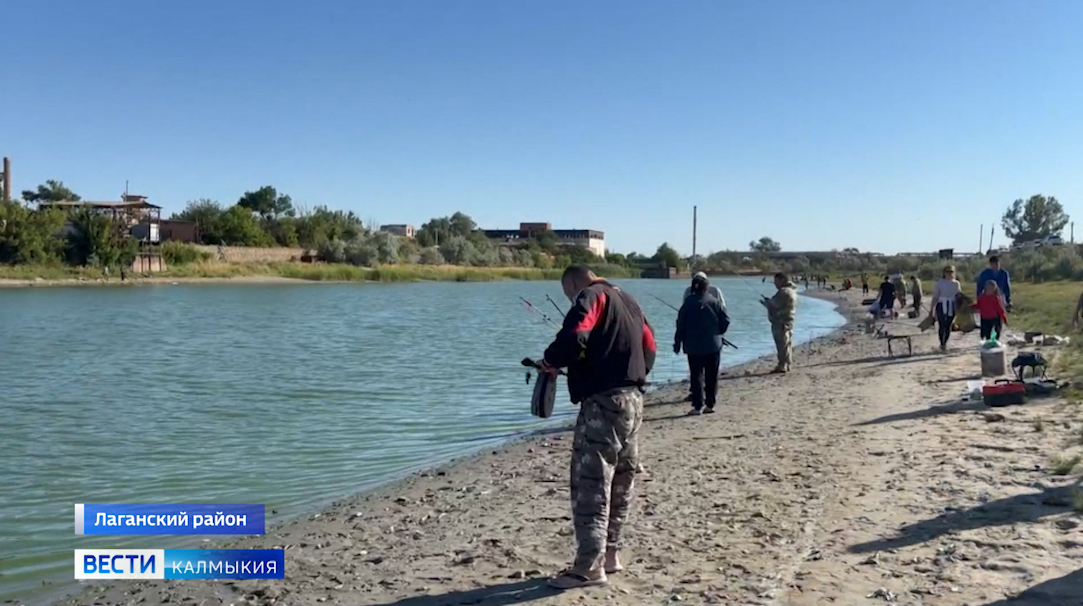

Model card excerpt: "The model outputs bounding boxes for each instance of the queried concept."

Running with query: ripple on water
[0,279,844,604]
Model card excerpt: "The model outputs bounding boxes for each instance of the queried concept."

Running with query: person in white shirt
[684,272,725,308]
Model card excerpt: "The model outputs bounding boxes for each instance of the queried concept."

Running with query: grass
[1049,454,1082,476]
[0,261,639,284]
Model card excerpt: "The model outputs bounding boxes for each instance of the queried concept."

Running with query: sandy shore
[56,290,1082,606]
[0,275,318,288]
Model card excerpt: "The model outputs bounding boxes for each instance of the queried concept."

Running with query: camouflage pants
[772,323,793,371]
[570,387,644,570]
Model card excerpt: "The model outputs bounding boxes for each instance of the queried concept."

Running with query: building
[380,224,416,238]
[482,222,606,258]
[159,220,200,243]
[40,196,163,241]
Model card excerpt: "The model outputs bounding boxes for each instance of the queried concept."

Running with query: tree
[0,201,67,263]
[294,205,364,249]
[64,210,138,268]
[1001,194,1070,244]
[750,236,782,253]
[172,199,225,244]
[652,242,682,268]
[416,212,479,247]
[237,186,294,220]
[218,205,274,246]
[22,180,81,204]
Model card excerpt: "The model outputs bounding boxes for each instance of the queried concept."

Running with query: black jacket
[543,280,656,403]
[674,293,730,356]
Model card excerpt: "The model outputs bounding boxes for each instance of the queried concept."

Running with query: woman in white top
[929,265,962,351]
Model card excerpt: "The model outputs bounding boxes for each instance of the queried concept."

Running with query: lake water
[0,278,845,603]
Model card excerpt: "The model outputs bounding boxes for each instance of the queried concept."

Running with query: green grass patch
[1050,454,1082,476]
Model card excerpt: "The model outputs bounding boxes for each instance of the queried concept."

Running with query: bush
[161,241,212,265]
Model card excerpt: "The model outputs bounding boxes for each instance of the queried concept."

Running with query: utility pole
[1,157,10,202]
[979,224,983,255]
[692,205,697,260]
[1072,222,1075,244]
[989,225,995,253]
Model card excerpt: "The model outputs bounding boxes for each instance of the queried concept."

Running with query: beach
[58,289,1082,606]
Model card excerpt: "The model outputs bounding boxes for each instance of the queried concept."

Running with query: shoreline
[37,290,855,606]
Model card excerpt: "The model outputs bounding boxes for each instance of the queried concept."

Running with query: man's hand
[673,343,681,355]
[1006,302,1013,313]
[539,360,559,377]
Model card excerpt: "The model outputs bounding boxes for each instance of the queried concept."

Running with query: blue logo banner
[75,549,285,579]
[75,504,265,535]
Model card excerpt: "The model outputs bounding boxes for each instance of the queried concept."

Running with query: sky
[4,0,1083,256]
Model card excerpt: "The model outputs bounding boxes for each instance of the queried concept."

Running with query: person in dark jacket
[540,265,656,589]
[876,275,896,317]
[674,275,730,415]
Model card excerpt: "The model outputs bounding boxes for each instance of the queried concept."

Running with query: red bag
[982,380,1025,407]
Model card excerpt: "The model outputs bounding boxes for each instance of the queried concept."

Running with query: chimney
[2,157,9,202]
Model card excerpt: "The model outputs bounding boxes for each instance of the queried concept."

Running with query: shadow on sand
[848,479,1083,554]
[361,579,559,606]
[852,397,989,426]
[976,567,1083,605]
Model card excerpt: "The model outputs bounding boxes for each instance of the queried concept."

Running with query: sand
[58,290,1082,606]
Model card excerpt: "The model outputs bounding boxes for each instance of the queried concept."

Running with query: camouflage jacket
[766,283,797,326]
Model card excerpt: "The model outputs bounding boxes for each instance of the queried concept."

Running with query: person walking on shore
[973,280,1008,340]
[761,272,797,373]
[976,255,1012,311]
[675,275,730,415]
[681,272,725,402]
[910,275,923,313]
[930,265,962,352]
[539,265,656,590]
[861,274,869,295]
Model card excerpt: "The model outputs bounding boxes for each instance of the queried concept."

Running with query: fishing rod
[545,294,565,316]
[519,297,558,328]
[648,293,739,350]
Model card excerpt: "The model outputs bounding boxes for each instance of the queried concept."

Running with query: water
[0,278,844,603]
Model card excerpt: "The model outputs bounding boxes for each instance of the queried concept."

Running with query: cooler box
[982,380,1025,408]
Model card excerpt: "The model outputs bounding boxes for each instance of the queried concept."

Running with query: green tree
[218,205,274,246]
[65,210,138,268]
[1001,194,1070,244]
[416,212,479,247]
[295,205,364,249]
[172,199,225,244]
[750,236,782,252]
[237,186,294,220]
[0,201,67,263]
[22,180,81,204]
[652,243,682,268]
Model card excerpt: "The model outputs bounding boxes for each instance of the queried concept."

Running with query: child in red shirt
[972,280,1008,340]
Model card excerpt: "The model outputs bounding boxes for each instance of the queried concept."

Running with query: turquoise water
[0,278,844,603]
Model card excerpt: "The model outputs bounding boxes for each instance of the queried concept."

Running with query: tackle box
[982,380,1026,408]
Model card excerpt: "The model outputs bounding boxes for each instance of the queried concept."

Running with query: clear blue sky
[5,0,1083,255]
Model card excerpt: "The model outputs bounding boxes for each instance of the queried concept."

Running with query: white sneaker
[688,408,702,416]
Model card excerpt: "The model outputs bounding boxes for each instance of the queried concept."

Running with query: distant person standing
[976,256,1012,311]
[760,273,797,374]
[674,275,730,415]
[682,272,725,402]
[683,272,725,308]
[930,265,962,352]
[539,265,656,589]
[861,274,870,295]
[877,276,896,317]
[909,275,923,312]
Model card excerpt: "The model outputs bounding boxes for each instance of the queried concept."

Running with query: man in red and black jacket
[539,265,656,590]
